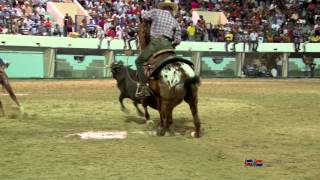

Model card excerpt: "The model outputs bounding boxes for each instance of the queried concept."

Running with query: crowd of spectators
[0,0,320,50]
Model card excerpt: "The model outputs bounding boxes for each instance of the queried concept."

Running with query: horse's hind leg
[185,86,201,138]
[133,101,144,117]
[157,100,173,136]
[119,94,129,114]
[0,100,5,116]
[142,104,150,120]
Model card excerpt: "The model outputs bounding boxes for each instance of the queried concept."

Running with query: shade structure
[192,11,228,25]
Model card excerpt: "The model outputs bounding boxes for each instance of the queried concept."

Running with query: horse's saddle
[143,49,194,78]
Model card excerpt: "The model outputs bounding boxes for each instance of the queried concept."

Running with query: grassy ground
[0,79,319,180]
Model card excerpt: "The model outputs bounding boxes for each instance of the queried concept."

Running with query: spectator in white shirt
[249,30,259,51]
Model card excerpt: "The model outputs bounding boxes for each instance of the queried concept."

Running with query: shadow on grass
[124,115,147,124]
[171,118,195,136]
[125,115,198,136]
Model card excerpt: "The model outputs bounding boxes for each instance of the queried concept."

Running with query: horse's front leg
[119,93,129,114]
[142,103,150,120]
[0,100,5,116]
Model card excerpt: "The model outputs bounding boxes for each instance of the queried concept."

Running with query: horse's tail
[184,76,201,89]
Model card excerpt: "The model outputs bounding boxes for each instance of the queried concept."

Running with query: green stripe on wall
[0,52,44,78]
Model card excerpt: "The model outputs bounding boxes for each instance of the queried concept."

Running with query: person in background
[43,17,52,36]
[52,24,62,37]
[195,19,205,41]
[249,29,258,52]
[63,13,73,37]
[243,30,249,51]
[20,22,30,35]
[187,22,196,41]
[87,18,97,38]
[224,30,233,52]
[293,24,303,52]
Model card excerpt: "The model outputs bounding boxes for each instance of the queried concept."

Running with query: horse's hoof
[146,120,154,130]
[191,131,200,138]
[156,127,166,136]
[146,120,154,125]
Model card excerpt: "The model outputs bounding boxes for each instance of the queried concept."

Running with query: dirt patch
[71,131,127,140]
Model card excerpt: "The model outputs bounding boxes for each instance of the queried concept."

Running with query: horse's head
[0,58,10,70]
[110,61,135,82]
[110,61,125,80]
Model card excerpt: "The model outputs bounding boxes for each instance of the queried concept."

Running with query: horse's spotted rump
[160,63,195,88]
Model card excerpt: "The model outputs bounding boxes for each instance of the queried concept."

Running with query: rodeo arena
[1,0,320,179]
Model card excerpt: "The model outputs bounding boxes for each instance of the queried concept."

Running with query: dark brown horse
[110,61,157,121]
[0,66,23,116]
[138,20,201,137]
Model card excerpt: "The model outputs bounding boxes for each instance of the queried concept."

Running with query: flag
[245,159,254,167]
[255,160,264,167]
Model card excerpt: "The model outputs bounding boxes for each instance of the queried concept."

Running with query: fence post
[104,50,114,78]
[43,48,56,78]
[282,53,289,78]
[191,52,201,76]
[235,52,245,77]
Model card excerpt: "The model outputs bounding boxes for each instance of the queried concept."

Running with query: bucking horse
[111,61,157,121]
[0,59,24,116]
[112,20,201,137]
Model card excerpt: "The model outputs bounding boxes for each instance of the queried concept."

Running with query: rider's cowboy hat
[158,0,178,13]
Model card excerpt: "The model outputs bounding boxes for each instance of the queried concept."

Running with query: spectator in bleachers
[186,22,196,41]
[224,29,233,52]
[43,17,52,35]
[30,19,40,35]
[87,18,97,38]
[249,29,259,51]
[63,13,73,37]
[20,22,30,35]
[52,23,62,36]
[0,0,319,49]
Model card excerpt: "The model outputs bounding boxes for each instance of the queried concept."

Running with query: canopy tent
[192,11,228,25]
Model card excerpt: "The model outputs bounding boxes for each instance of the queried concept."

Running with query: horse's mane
[125,66,138,81]
[138,19,151,51]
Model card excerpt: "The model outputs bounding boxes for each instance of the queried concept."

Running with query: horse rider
[135,0,181,98]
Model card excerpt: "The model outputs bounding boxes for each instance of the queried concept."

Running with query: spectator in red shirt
[43,17,52,36]
[191,0,201,10]
[106,27,116,39]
